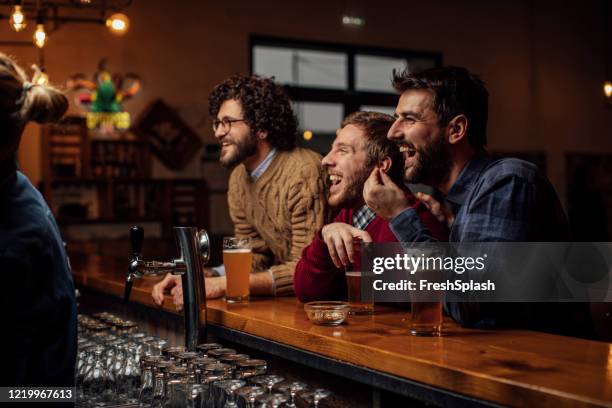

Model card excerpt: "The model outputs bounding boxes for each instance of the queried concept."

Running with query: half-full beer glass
[345,238,374,315]
[409,248,444,336]
[345,270,374,315]
[223,237,252,303]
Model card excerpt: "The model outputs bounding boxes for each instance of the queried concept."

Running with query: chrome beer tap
[124,226,210,350]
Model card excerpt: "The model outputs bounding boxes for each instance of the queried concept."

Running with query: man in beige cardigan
[152,75,327,309]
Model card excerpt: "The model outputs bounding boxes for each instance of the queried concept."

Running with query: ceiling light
[33,23,47,48]
[10,5,26,32]
[106,13,129,35]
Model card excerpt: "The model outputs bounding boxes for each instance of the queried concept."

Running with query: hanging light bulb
[32,10,47,49]
[33,22,47,48]
[106,13,130,35]
[604,81,612,99]
[10,5,27,32]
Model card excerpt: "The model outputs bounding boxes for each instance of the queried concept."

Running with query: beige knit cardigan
[227,147,327,295]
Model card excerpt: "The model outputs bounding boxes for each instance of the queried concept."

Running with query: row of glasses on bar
[76,312,331,407]
[77,313,168,407]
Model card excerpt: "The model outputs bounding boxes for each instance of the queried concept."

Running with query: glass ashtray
[304,301,349,326]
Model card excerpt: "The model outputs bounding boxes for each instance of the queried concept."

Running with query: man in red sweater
[294,111,447,303]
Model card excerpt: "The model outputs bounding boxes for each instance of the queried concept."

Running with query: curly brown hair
[208,74,297,151]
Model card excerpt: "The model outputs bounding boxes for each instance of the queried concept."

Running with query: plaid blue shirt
[389,153,572,329]
[390,152,570,243]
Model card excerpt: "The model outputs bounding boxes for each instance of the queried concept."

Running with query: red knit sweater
[294,194,448,303]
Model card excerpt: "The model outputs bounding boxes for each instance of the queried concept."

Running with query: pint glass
[409,248,444,336]
[223,237,252,303]
[345,238,374,315]
[345,271,374,315]
[410,301,443,336]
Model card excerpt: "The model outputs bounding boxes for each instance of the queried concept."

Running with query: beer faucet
[124,226,210,350]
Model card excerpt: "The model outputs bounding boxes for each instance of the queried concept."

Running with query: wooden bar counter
[71,254,612,408]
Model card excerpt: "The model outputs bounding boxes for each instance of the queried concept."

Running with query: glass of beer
[223,237,252,303]
[345,238,374,315]
[410,301,443,336]
[409,249,444,336]
[345,270,374,315]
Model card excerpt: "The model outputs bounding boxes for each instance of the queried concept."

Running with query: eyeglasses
[212,118,246,134]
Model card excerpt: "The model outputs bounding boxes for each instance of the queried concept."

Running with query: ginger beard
[327,166,371,209]
[400,134,451,186]
[219,130,258,168]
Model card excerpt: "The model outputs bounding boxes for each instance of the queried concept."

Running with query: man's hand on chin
[363,168,410,220]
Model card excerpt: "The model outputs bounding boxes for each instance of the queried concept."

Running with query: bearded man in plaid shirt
[362,67,593,335]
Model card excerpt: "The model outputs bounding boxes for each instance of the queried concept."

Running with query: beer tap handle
[131,225,144,255]
[125,225,144,303]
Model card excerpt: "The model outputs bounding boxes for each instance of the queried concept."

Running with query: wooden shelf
[41,116,209,239]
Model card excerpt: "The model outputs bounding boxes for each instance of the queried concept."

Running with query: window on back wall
[250,36,442,155]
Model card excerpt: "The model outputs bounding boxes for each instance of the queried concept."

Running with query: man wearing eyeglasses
[152,74,327,309]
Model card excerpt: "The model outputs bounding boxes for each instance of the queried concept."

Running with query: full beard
[405,136,451,186]
[219,133,258,168]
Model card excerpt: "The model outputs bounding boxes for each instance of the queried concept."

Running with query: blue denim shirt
[389,153,572,329]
